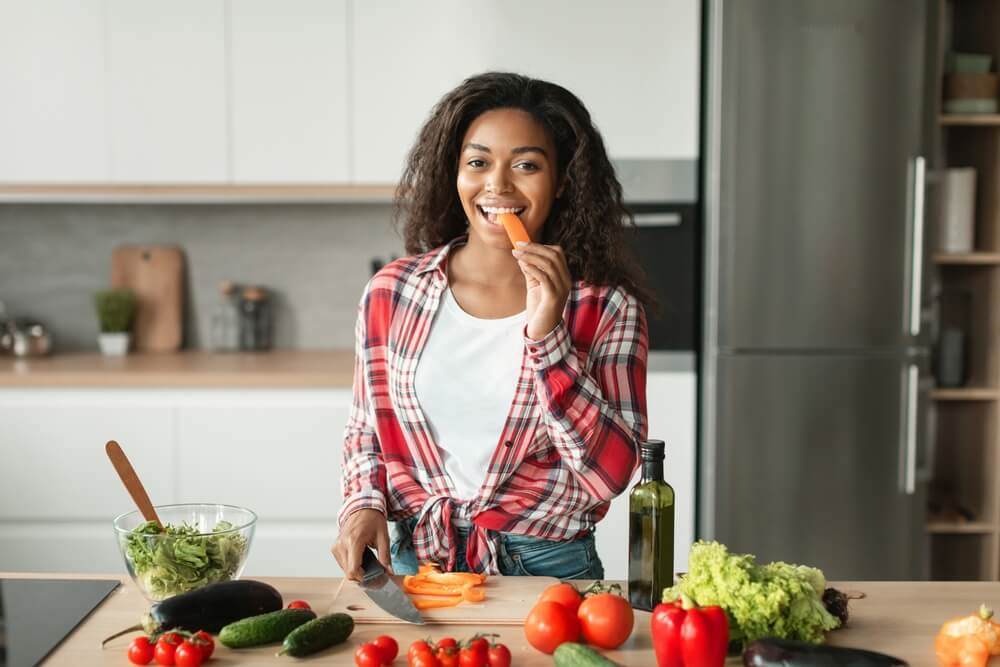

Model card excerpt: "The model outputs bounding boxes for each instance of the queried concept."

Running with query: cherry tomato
[355,642,383,667]
[436,647,458,667]
[466,637,489,658]
[487,644,511,667]
[436,637,458,651]
[127,636,154,665]
[458,647,486,667]
[409,639,434,660]
[192,631,214,660]
[174,641,203,667]
[577,591,635,649]
[410,651,440,667]
[373,634,399,663]
[524,600,580,654]
[538,582,584,615]
[154,635,179,666]
[287,599,311,610]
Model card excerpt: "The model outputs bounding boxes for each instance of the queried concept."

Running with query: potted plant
[94,288,136,356]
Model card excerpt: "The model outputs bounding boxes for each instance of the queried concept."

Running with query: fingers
[513,243,571,293]
[518,259,558,294]
[375,526,394,575]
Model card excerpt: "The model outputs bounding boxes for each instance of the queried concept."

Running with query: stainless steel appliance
[701,0,932,579]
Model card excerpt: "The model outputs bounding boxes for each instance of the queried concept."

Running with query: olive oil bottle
[627,439,675,611]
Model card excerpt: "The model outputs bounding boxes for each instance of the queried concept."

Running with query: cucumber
[278,613,354,657]
[553,642,624,667]
[219,608,317,648]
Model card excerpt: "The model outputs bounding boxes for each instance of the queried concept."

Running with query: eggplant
[743,638,907,667]
[102,580,282,646]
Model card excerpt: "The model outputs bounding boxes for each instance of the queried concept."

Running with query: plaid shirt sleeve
[525,287,648,500]
[338,290,388,526]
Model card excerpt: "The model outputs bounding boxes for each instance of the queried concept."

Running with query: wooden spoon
[105,439,162,529]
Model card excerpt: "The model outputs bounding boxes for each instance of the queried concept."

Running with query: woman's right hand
[331,508,393,581]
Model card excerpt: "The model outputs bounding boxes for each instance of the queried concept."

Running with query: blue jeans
[389,517,605,580]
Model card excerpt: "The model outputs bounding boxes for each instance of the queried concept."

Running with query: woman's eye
[466,159,486,168]
[515,162,539,172]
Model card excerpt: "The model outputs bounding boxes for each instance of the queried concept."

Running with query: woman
[331,72,652,580]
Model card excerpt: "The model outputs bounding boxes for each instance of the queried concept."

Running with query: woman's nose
[485,168,513,194]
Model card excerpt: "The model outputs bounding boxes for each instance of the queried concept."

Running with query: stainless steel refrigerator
[701,0,933,579]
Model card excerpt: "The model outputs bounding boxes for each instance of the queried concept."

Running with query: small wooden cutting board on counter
[110,245,185,352]
[330,575,558,625]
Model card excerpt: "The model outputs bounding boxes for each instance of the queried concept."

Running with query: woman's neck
[449,234,524,288]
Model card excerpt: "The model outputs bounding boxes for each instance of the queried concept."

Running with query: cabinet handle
[906,156,926,336]
[901,363,919,495]
[631,212,682,227]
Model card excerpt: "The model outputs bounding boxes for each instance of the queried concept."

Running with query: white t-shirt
[413,288,526,501]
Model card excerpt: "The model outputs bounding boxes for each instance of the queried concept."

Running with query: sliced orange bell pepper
[935,605,1000,667]
[412,596,465,610]
[405,562,489,609]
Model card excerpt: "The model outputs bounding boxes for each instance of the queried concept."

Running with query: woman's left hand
[513,242,572,340]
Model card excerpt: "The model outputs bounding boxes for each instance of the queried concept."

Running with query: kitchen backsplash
[0,204,404,351]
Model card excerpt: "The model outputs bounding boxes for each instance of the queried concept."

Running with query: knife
[359,547,425,624]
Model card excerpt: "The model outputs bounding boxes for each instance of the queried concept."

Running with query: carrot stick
[498,212,530,246]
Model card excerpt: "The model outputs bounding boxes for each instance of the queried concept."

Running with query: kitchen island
[9,572,998,666]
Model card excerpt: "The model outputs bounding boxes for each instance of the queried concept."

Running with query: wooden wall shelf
[940,114,1000,126]
[0,183,398,204]
[931,388,1000,401]
[934,253,1000,265]
[926,522,995,534]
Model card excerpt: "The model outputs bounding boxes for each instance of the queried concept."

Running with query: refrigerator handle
[906,156,926,337]
[901,363,919,494]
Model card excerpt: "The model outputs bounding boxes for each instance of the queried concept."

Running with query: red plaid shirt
[339,237,649,574]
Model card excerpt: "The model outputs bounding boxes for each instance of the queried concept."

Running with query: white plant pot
[98,332,130,356]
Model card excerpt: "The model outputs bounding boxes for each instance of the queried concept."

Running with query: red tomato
[127,636,154,665]
[466,637,489,658]
[409,640,434,659]
[524,600,580,654]
[410,652,440,667]
[436,647,458,667]
[192,631,214,660]
[458,647,486,667]
[287,599,311,610]
[154,636,178,666]
[173,641,203,667]
[373,635,399,663]
[436,637,458,651]
[577,592,635,649]
[355,643,383,667]
[487,644,511,667]
[538,582,584,614]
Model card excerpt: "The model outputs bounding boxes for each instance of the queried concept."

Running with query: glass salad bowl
[113,503,256,601]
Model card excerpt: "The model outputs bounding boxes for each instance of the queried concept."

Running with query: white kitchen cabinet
[351,0,700,183]
[595,367,698,580]
[0,388,350,576]
[106,0,228,182]
[0,390,175,521]
[0,0,108,182]
[229,0,351,183]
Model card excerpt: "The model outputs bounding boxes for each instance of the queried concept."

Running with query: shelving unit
[928,0,1000,580]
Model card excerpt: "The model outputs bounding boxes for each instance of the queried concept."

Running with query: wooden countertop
[11,572,1000,666]
[0,351,355,387]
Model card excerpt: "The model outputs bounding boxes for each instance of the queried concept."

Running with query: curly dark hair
[394,71,655,308]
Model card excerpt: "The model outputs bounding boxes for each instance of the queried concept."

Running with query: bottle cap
[242,286,268,301]
[639,440,665,462]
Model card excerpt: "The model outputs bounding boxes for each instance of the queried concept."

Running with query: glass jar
[239,286,272,351]
[209,281,241,352]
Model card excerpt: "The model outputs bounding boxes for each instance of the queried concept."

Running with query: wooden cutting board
[329,575,558,625]
[110,245,184,352]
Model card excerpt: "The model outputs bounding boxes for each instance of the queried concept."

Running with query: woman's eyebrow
[512,146,548,156]
[462,142,491,153]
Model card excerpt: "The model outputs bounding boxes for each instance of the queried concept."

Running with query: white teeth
[479,206,524,214]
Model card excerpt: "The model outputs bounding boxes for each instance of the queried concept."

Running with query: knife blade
[359,547,425,624]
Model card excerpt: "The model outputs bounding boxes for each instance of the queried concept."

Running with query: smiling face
[456,108,561,249]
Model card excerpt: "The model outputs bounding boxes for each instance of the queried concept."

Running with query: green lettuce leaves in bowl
[125,520,249,599]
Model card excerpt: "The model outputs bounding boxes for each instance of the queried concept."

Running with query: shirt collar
[414,235,468,279]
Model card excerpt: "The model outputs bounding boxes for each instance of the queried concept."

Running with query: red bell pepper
[651,595,729,667]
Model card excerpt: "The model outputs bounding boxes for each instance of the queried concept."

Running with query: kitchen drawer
[0,391,175,520]
[175,390,351,520]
